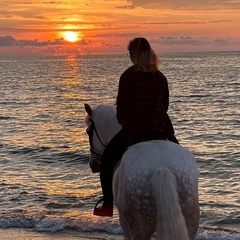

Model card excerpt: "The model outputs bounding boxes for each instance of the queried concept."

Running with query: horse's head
[84,103,121,173]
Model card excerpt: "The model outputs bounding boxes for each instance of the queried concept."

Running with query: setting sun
[63,31,78,43]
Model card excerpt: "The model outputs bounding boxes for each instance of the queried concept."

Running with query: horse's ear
[84,103,92,116]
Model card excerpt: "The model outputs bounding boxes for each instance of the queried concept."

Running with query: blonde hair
[128,37,160,72]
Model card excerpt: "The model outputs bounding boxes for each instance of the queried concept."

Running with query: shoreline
[1,228,240,240]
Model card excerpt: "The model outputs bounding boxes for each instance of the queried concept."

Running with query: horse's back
[113,140,199,240]
[119,140,197,185]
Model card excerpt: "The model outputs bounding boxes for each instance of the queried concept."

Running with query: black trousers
[100,130,127,204]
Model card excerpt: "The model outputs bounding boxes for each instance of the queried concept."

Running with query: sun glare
[63,31,78,43]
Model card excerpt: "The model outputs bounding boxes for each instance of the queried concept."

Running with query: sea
[0,51,239,239]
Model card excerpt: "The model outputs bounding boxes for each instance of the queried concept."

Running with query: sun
[63,31,79,43]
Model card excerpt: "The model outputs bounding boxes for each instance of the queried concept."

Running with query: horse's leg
[120,211,154,240]
[113,170,133,240]
[114,166,155,240]
[130,226,154,240]
[151,168,190,240]
[131,230,153,240]
[115,187,152,239]
[119,214,133,240]
[181,197,200,240]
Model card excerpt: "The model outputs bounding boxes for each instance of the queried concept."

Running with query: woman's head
[127,37,159,72]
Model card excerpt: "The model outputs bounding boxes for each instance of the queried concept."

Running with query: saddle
[133,128,167,144]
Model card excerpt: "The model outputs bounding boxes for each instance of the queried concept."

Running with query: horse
[84,103,199,240]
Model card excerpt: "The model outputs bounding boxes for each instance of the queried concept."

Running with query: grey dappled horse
[84,104,199,240]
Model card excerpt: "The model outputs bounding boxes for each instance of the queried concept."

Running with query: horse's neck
[95,105,121,144]
[105,120,121,144]
[104,111,121,144]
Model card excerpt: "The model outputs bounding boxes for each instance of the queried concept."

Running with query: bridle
[86,119,107,161]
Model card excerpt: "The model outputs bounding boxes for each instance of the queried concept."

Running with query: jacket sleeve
[116,72,133,125]
[116,75,126,125]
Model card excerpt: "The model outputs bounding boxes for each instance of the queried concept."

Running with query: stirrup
[93,198,113,217]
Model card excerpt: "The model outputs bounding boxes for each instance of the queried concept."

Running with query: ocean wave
[0,217,239,239]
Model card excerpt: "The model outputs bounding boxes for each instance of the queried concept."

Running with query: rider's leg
[93,130,127,217]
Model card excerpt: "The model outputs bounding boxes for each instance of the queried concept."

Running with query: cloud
[0,35,235,50]
[0,35,95,49]
[128,0,240,10]
[0,36,61,47]
[151,36,211,46]
[0,36,15,46]
[0,34,238,57]
[213,38,230,45]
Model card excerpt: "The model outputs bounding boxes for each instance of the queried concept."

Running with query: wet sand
[1,227,240,240]
[0,228,123,240]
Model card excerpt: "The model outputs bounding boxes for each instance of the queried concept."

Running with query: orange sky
[0,0,239,56]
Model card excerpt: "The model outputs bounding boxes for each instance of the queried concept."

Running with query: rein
[87,120,107,157]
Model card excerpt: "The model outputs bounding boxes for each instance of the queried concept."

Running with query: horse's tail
[151,168,189,240]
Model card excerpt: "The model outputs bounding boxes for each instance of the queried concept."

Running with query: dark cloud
[0,35,237,56]
[0,35,94,49]
[0,36,15,46]
[150,36,236,48]
[152,36,212,46]
[0,35,63,47]
[213,38,230,45]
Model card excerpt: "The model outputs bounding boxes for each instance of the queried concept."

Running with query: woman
[94,37,178,217]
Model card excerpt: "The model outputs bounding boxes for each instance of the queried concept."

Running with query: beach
[1,228,240,240]
[0,228,124,240]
